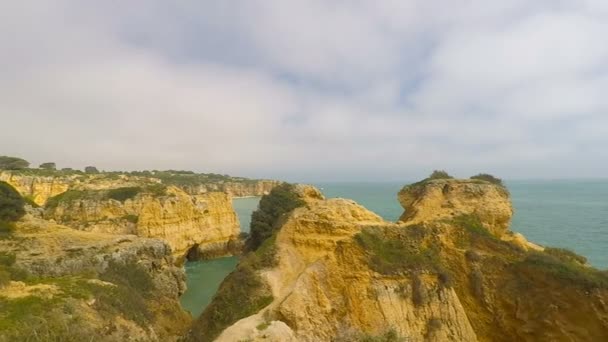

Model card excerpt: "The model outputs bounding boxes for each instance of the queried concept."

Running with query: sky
[1,1,608,182]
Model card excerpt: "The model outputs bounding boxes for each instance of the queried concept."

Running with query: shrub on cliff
[0,156,29,170]
[107,187,141,202]
[247,183,305,251]
[84,166,99,174]
[428,170,453,180]
[39,162,56,170]
[0,182,25,223]
[470,173,504,186]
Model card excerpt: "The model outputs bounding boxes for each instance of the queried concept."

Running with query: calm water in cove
[180,196,261,317]
[181,180,608,317]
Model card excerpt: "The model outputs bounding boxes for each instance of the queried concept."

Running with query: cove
[180,196,261,317]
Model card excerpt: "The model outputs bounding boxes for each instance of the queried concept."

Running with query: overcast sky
[1,1,608,182]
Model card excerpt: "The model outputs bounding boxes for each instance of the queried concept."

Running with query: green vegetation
[470,173,504,186]
[248,183,305,251]
[84,166,99,174]
[39,162,56,170]
[0,156,29,170]
[107,187,140,202]
[0,220,15,239]
[519,250,608,290]
[451,214,494,239]
[45,190,90,209]
[411,274,427,306]
[544,247,587,265]
[0,257,157,340]
[470,268,485,300]
[355,227,442,275]
[192,262,273,342]
[428,170,453,180]
[256,322,270,331]
[0,182,26,222]
[46,185,168,210]
[0,182,25,239]
[357,329,405,342]
[123,214,139,223]
[248,234,279,269]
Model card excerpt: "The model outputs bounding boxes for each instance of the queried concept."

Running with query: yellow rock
[398,179,513,237]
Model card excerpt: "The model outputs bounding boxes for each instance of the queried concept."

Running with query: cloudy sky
[2,1,608,181]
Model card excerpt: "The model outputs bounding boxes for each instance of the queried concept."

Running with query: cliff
[0,214,191,341]
[179,180,282,197]
[0,170,280,206]
[43,185,240,262]
[398,178,513,237]
[190,179,608,341]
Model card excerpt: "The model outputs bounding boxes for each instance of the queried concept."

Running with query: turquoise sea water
[180,197,262,317]
[182,180,608,317]
[318,181,608,268]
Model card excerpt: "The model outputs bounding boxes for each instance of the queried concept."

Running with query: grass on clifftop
[45,184,169,209]
[518,250,608,290]
[355,226,447,278]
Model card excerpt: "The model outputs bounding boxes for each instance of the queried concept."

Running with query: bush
[84,166,99,174]
[123,214,139,223]
[470,268,484,300]
[412,274,427,307]
[107,187,141,202]
[247,183,305,251]
[470,173,504,186]
[544,247,587,265]
[100,260,154,294]
[45,190,87,209]
[39,162,56,170]
[0,221,15,238]
[357,328,405,342]
[428,170,453,180]
[0,156,29,170]
[0,182,25,222]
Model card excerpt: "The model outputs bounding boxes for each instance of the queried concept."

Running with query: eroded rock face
[0,216,191,341]
[180,180,282,197]
[210,195,477,342]
[398,179,513,237]
[0,172,73,205]
[44,186,240,262]
[203,182,608,342]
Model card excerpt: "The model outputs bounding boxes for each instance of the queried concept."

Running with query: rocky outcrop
[398,179,513,237]
[0,171,73,205]
[0,170,280,205]
[210,197,476,342]
[44,186,240,262]
[194,180,608,342]
[0,215,191,341]
[180,180,282,197]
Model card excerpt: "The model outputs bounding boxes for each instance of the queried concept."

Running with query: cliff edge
[188,177,608,342]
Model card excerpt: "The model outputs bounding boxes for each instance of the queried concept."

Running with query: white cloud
[1,1,607,181]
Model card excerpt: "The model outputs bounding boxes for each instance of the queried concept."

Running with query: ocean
[180,180,608,317]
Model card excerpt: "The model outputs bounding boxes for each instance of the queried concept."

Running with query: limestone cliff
[0,214,191,341]
[398,178,513,237]
[44,186,240,262]
[0,170,280,205]
[179,180,282,197]
[191,179,608,342]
